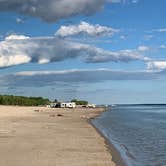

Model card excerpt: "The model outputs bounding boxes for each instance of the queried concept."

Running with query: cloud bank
[0,35,146,68]
[55,21,118,37]
[0,69,159,88]
[0,0,104,22]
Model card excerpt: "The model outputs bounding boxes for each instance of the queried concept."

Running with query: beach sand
[0,105,116,166]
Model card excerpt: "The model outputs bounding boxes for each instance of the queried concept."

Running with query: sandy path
[0,106,115,166]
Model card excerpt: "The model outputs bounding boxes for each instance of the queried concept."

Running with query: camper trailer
[48,102,76,108]
[87,104,96,108]
[60,102,76,108]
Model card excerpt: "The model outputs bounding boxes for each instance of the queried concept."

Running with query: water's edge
[88,108,127,166]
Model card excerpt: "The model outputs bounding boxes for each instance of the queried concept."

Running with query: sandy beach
[0,105,116,166]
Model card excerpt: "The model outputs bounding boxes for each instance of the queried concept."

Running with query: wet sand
[0,105,116,166]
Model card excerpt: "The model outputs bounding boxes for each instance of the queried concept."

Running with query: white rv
[60,102,76,108]
[87,104,96,108]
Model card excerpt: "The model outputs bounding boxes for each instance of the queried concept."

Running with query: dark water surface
[92,105,166,166]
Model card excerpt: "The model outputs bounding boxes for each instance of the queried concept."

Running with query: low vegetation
[0,95,50,106]
[71,99,88,105]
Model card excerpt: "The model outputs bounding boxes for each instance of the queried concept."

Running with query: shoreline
[0,105,116,166]
[88,108,127,166]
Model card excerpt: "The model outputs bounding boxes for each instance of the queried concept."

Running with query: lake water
[92,104,166,166]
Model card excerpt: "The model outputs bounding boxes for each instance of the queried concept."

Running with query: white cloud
[85,48,144,63]
[55,21,118,37]
[38,58,50,64]
[16,18,24,24]
[157,29,166,32]
[0,0,105,22]
[107,0,139,4]
[137,46,149,51]
[147,61,166,71]
[0,54,31,68]
[5,35,30,40]
[120,35,127,40]
[132,0,139,3]
[160,45,166,49]
[143,35,154,41]
[0,34,147,68]
[150,28,166,33]
[106,0,121,3]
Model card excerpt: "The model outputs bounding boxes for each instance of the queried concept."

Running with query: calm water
[92,105,166,166]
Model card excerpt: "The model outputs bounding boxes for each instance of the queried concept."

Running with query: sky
[0,0,166,104]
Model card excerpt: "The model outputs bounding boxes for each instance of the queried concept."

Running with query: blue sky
[0,0,166,104]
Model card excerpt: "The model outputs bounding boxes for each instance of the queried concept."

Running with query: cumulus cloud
[5,34,30,40]
[0,54,31,68]
[0,69,159,87]
[0,0,104,22]
[55,21,118,37]
[147,61,166,71]
[0,34,147,68]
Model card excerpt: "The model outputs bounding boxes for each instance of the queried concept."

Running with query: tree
[71,99,88,105]
[54,99,58,103]
[0,95,50,106]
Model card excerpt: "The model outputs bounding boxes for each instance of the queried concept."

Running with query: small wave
[120,144,136,160]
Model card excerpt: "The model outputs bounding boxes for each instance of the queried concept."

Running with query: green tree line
[0,95,50,106]
[71,99,88,105]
